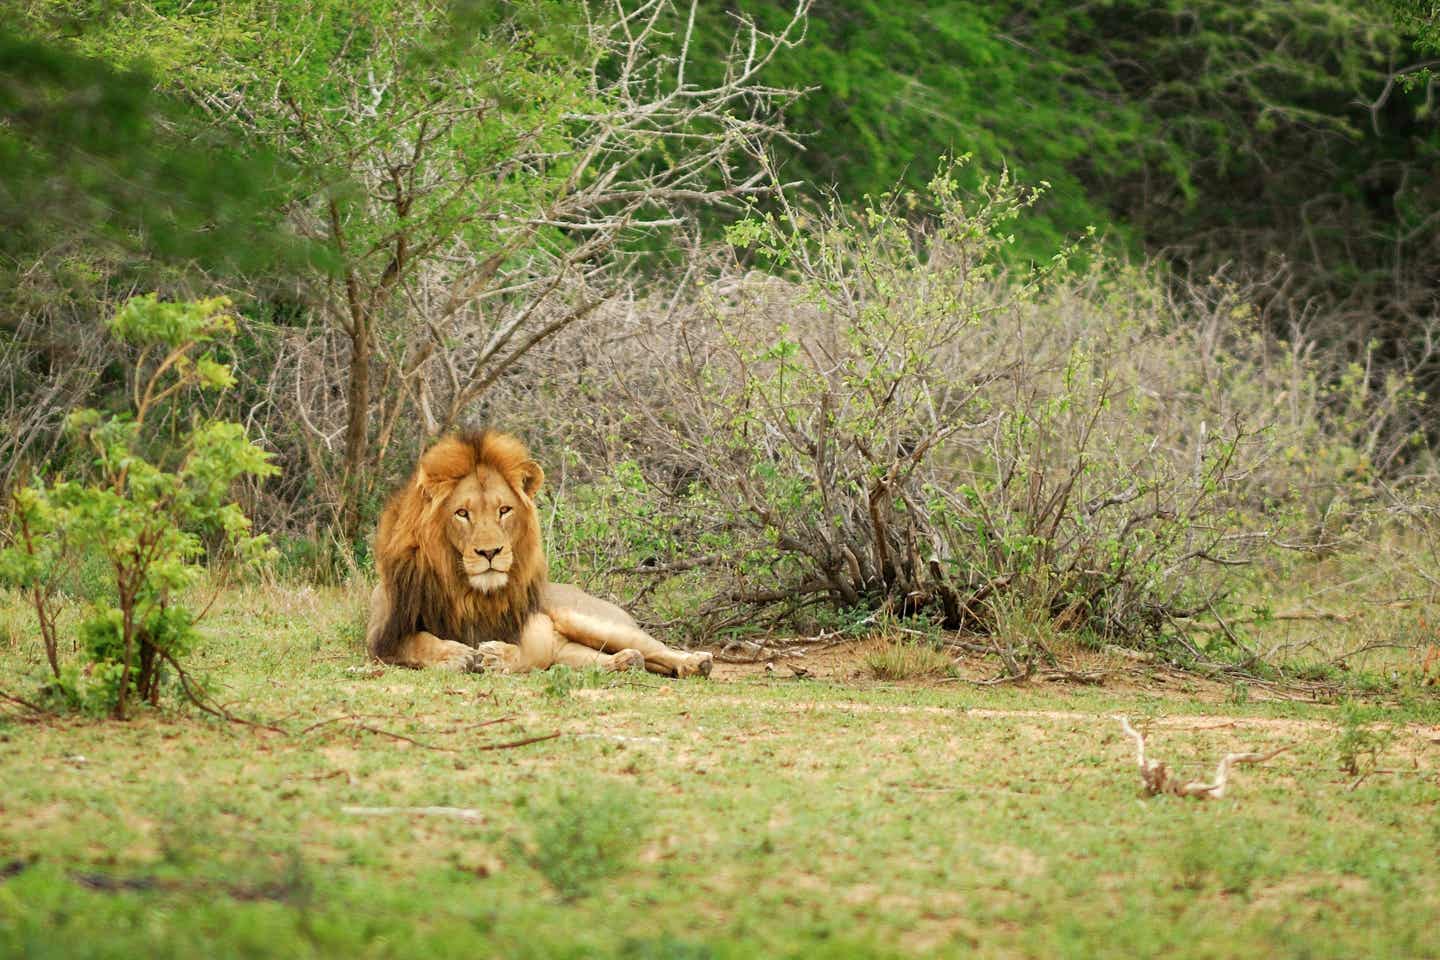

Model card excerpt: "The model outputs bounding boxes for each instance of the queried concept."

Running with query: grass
[0,580,1438,958]
[863,638,956,680]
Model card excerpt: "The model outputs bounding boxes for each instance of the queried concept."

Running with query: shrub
[520,779,646,901]
[0,295,276,717]
[579,159,1419,663]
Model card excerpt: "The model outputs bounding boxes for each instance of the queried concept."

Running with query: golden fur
[369,430,545,660]
[367,429,713,677]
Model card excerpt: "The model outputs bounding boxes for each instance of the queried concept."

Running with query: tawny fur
[370,430,544,661]
[366,429,712,678]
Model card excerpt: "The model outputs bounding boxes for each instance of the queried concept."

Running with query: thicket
[521,164,1426,672]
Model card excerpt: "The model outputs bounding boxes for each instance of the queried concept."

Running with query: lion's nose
[474,547,502,561]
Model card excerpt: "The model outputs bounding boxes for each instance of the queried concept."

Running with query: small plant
[864,639,955,681]
[521,779,645,900]
[1335,701,1396,779]
[0,295,277,718]
[541,664,609,699]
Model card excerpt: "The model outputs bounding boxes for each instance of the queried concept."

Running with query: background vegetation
[3,0,1440,688]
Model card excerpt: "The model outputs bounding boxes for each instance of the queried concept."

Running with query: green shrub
[1336,701,1397,778]
[0,295,276,717]
[520,779,646,901]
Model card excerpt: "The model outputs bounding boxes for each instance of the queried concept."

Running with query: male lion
[366,429,713,677]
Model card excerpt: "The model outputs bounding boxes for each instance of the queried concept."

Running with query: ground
[1,583,1438,959]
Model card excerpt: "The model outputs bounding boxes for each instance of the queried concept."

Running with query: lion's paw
[675,651,713,679]
[431,639,480,672]
[468,641,514,674]
[606,649,645,672]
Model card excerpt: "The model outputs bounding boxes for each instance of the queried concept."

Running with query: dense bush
[546,162,1421,664]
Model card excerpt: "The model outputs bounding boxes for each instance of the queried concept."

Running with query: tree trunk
[341,307,371,540]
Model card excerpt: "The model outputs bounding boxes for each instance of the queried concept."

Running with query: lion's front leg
[382,631,486,671]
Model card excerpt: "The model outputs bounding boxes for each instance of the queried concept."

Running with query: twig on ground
[158,649,287,734]
[341,806,485,821]
[353,723,455,751]
[1116,716,1288,799]
[475,731,561,751]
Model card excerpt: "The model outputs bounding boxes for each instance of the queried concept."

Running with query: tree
[33,0,808,537]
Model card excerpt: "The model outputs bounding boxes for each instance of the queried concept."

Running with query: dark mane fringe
[369,428,547,661]
[370,550,543,659]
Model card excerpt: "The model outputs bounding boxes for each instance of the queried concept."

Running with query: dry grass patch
[862,639,955,680]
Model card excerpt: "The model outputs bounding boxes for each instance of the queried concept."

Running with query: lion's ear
[414,468,455,506]
[516,459,544,499]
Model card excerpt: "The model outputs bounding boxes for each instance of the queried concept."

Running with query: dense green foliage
[699,2,1439,388]
[0,26,311,281]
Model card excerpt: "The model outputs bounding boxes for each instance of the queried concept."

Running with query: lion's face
[442,467,528,593]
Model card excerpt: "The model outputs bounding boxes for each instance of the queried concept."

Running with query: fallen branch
[475,731,561,751]
[1117,716,1288,799]
[353,723,455,751]
[0,687,47,714]
[158,649,287,734]
[341,806,485,822]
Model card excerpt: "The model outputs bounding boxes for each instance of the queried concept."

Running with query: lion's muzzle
[465,545,512,592]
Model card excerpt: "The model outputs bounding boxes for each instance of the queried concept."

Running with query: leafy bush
[520,779,646,901]
[579,160,1419,664]
[0,295,276,717]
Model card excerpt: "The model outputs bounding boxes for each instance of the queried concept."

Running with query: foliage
[0,295,276,717]
[520,778,646,901]
[690,2,1440,406]
[1379,0,1440,53]
[0,25,312,281]
[563,158,1426,665]
[1335,700,1398,777]
[23,0,806,540]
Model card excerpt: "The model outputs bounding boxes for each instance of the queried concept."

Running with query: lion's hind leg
[514,614,644,673]
[548,609,713,678]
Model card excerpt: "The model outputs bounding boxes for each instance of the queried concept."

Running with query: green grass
[1,581,1438,958]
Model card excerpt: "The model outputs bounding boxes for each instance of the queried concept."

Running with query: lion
[365,429,713,678]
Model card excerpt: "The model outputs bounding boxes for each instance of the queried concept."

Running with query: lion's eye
[498,505,512,518]
[454,508,469,521]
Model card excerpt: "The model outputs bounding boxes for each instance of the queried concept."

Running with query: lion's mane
[370,429,546,661]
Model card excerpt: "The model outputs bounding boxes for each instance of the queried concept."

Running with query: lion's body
[365,430,711,677]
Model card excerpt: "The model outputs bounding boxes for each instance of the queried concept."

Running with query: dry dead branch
[1117,716,1288,799]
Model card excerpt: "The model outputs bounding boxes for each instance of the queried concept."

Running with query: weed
[520,779,646,901]
[542,665,609,699]
[863,640,954,681]
[1336,701,1397,777]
